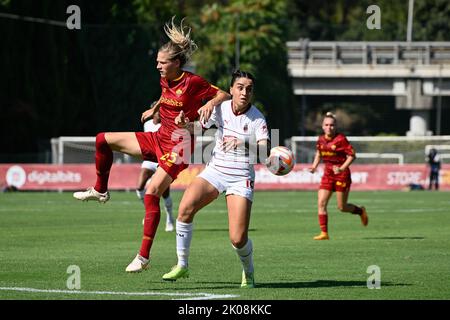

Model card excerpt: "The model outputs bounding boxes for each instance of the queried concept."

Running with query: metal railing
[287,40,450,65]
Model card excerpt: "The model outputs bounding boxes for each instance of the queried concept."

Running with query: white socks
[163,196,174,224]
[175,220,193,268]
[233,239,254,274]
[175,220,254,274]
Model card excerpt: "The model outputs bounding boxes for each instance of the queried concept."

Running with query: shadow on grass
[363,237,425,240]
[257,280,411,289]
[152,280,410,291]
[194,228,257,232]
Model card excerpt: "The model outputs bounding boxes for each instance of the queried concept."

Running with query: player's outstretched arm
[198,90,231,123]
[309,150,321,173]
[333,154,355,174]
[141,99,161,123]
[175,111,203,134]
[257,139,271,165]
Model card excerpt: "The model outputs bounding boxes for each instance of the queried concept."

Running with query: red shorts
[135,131,191,180]
[320,168,352,192]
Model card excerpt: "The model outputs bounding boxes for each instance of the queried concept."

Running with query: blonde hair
[325,112,336,121]
[160,16,198,67]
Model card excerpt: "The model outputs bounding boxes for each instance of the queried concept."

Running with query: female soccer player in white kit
[136,105,175,232]
[162,70,270,288]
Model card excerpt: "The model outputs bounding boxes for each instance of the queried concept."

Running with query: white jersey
[202,100,269,180]
[144,119,161,133]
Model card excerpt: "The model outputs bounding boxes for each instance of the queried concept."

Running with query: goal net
[288,136,450,164]
[51,135,450,165]
[50,136,216,164]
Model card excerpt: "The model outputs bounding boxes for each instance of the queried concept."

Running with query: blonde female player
[162,70,270,289]
[309,112,368,240]
[73,17,231,272]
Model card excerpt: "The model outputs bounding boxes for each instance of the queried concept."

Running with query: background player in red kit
[309,112,368,240]
[73,17,231,272]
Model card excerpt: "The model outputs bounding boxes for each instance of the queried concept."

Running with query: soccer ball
[266,146,295,176]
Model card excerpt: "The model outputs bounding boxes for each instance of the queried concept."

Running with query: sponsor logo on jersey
[261,125,268,134]
[160,96,183,107]
[320,151,337,157]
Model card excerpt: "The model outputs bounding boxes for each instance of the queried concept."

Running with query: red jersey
[316,133,355,167]
[157,71,219,149]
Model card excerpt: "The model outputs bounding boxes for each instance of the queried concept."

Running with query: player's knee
[177,203,196,223]
[145,185,159,196]
[230,236,247,249]
[318,200,327,211]
[95,132,108,148]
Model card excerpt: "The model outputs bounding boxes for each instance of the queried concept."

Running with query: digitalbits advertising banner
[1,164,449,191]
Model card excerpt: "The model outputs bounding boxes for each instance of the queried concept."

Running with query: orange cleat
[313,231,329,240]
[360,206,369,226]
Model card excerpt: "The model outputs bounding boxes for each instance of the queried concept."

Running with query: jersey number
[160,152,178,167]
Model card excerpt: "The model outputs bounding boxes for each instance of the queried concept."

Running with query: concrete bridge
[287,40,450,135]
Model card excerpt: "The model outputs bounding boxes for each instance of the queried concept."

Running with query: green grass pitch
[0,190,449,300]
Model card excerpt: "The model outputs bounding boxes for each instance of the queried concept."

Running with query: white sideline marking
[0,287,239,300]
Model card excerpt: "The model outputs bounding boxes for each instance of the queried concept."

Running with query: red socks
[139,194,161,259]
[351,205,363,215]
[94,133,113,193]
[318,214,328,233]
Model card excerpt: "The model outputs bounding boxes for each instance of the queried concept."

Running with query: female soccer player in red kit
[309,112,368,240]
[73,17,231,271]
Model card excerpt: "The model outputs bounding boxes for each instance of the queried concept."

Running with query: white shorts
[141,161,158,171]
[198,165,254,202]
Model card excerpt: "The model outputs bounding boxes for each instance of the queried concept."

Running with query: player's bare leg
[74,132,142,203]
[336,190,368,226]
[162,187,175,231]
[163,177,218,281]
[226,195,255,288]
[136,168,154,200]
[105,132,143,156]
[314,189,333,240]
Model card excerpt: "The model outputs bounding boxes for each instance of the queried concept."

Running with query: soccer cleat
[241,271,255,289]
[360,206,369,226]
[162,265,189,281]
[313,231,330,240]
[165,221,175,232]
[73,187,110,203]
[125,254,149,273]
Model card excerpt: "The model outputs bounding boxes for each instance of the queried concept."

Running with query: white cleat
[125,254,149,273]
[73,187,110,203]
[136,189,145,201]
[165,221,175,232]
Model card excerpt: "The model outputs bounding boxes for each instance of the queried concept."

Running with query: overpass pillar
[406,111,432,136]
[396,80,433,136]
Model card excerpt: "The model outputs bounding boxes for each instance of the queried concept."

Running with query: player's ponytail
[230,69,256,87]
[325,112,336,121]
[160,16,198,67]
